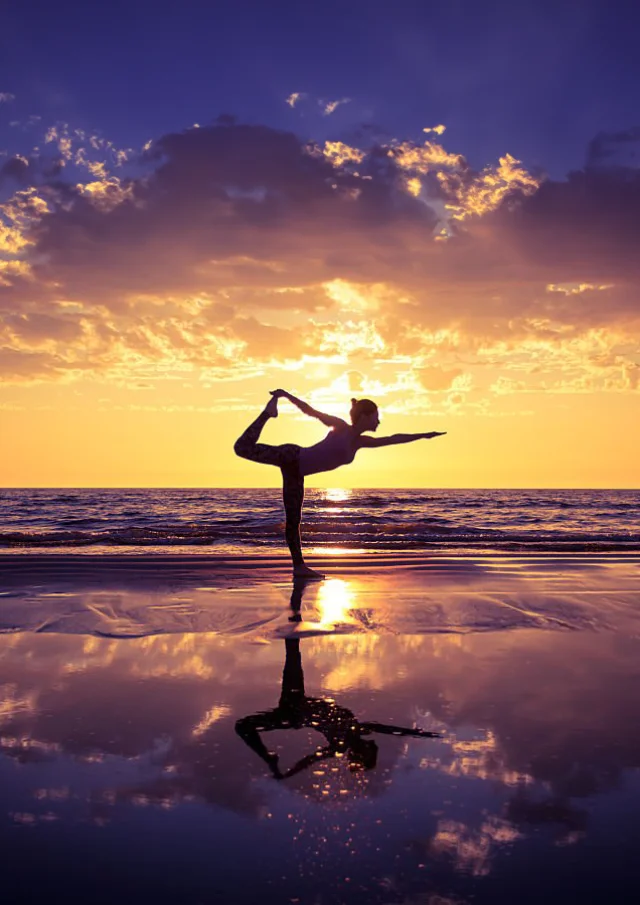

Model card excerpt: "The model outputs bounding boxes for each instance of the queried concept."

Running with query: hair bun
[351,398,357,405]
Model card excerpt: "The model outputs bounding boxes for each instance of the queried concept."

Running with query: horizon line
[1,486,639,492]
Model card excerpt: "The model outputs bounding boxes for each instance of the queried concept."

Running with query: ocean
[1,487,638,554]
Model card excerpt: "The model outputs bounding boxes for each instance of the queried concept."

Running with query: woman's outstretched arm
[360,720,442,738]
[358,431,446,448]
[270,389,348,429]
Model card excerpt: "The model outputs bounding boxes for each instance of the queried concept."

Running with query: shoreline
[3,540,638,556]
[1,549,638,638]
[2,548,640,572]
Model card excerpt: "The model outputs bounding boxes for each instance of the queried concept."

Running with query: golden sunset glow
[1,111,639,489]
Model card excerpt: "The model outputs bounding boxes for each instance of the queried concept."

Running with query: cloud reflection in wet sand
[0,615,639,901]
[1,556,640,901]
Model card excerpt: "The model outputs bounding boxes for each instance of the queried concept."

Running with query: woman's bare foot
[293,564,325,581]
[265,396,278,418]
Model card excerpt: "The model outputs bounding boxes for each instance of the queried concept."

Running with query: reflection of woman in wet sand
[234,390,446,579]
[235,635,441,779]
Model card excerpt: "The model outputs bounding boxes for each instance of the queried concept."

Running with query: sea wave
[1,526,638,552]
[1,488,639,554]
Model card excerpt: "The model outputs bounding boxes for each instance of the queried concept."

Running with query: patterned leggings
[233,410,305,565]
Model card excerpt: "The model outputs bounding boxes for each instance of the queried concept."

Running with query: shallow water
[1,555,640,904]
[1,553,639,637]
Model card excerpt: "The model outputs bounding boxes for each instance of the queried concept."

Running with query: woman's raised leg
[234,396,280,464]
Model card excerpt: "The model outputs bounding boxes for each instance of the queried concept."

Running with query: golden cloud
[285,92,305,108]
[321,97,351,116]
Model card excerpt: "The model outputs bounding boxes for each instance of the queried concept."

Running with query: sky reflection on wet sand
[1,557,639,904]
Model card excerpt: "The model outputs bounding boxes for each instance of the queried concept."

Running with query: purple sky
[2,0,640,179]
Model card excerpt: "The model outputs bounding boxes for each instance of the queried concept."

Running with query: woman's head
[350,398,379,431]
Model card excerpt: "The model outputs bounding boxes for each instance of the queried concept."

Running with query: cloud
[587,127,640,172]
[0,92,16,103]
[415,366,463,391]
[0,115,639,392]
[346,370,364,392]
[285,93,351,117]
[321,97,351,116]
[0,346,74,382]
[322,141,365,167]
[0,154,31,185]
[546,282,613,295]
[285,92,305,108]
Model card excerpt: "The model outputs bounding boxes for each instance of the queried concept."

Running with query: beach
[1,550,639,904]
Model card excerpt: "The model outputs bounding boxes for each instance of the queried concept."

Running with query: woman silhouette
[234,389,446,579]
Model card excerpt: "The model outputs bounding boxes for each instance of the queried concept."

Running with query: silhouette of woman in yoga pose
[234,389,446,579]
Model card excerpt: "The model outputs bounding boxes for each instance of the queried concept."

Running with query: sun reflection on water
[310,547,367,555]
[323,487,351,502]
[316,578,359,626]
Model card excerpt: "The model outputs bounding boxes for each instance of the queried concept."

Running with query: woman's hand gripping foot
[265,395,279,418]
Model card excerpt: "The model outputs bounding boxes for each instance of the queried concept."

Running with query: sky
[1,0,639,488]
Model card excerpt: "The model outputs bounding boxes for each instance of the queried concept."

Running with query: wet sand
[1,552,639,904]
[1,551,640,637]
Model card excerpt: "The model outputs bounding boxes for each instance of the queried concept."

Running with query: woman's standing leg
[282,463,305,567]
[282,462,324,580]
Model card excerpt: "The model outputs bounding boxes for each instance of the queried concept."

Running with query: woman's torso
[298,427,358,477]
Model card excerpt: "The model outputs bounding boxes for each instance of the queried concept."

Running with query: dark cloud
[490,167,640,281]
[28,121,434,299]
[3,310,85,344]
[0,154,31,185]
[586,126,640,171]
[1,119,640,381]
[0,346,70,380]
